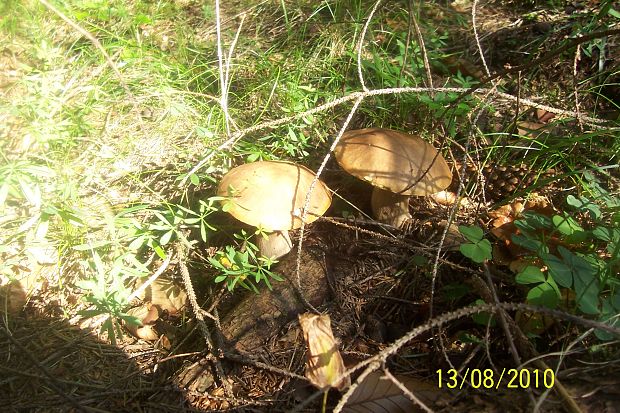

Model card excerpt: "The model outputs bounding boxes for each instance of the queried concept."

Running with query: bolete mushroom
[333,128,452,227]
[217,161,332,260]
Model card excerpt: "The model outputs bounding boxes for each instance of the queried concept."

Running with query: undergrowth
[1,0,619,392]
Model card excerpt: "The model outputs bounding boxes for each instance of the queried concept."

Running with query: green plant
[515,265,561,309]
[208,229,282,293]
[76,250,143,345]
[509,192,619,339]
[459,225,493,263]
[145,199,220,255]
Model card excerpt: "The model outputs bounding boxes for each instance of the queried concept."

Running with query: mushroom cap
[217,161,332,231]
[333,128,452,196]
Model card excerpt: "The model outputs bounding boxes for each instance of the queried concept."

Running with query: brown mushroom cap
[333,128,452,195]
[217,161,332,231]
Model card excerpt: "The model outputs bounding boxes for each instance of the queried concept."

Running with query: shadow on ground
[0,307,187,412]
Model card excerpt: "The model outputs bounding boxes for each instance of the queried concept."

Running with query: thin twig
[175,242,233,397]
[293,96,364,311]
[126,254,171,303]
[383,367,434,413]
[357,0,383,91]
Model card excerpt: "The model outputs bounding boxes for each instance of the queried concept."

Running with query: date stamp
[437,368,555,390]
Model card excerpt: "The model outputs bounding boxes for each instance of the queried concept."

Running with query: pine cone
[456,162,536,202]
[483,163,534,201]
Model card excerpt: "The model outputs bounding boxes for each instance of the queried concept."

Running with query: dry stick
[175,243,233,398]
[183,23,616,186]
[215,0,231,137]
[472,0,491,78]
[410,4,434,93]
[481,263,538,408]
[183,84,607,185]
[573,44,584,131]
[532,328,594,413]
[382,367,434,413]
[321,216,495,277]
[293,96,364,311]
[431,97,508,391]
[482,263,522,366]
[357,0,383,91]
[126,254,171,303]
[397,0,415,89]
[0,327,89,413]
[37,0,130,97]
[292,2,384,305]
[222,12,246,133]
[223,351,306,381]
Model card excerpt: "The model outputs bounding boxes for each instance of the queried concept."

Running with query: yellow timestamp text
[437,368,555,389]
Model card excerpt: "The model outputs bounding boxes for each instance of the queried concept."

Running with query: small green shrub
[208,229,282,293]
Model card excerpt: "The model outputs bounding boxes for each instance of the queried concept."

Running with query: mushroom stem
[370,187,412,228]
[256,230,293,260]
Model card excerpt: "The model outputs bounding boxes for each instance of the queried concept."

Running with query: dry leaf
[299,313,350,390]
[489,202,524,241]
[536,109,555,123]
[125,305,160,341]
[517,121,547,137]
[138,277,187,314]
[343,370,443,413]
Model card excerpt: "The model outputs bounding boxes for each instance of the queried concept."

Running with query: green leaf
[442,283,470,300]
[189,173,200,186]
[200,222,207,242]
[128,235,147,251]
[527,282,559,308]
[221,199,234,212]
[546,274,561,298]
[608,7,620,19]
[567,195,601,219]
[511,234,544,252]
[460,239,492,263]
[552,214,583,236]
[247,152,260,162]
[458,225,484,243]
[558,247,597,279]
[573,266,600,315]
[101,317,117,346]
[78,309,104,318]
[160,229,174,245]
[516,266,546,284]
[519,211,553,230]
[72,240,112,250]
[152,244,166,259]
[411,254,428,266]
[592,226,618,242]
[542,253,573,288]
[0,183,9,207]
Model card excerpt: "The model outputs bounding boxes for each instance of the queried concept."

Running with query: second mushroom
[333,128,452,227]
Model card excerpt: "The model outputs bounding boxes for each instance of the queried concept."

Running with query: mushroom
[217,161,332,260]
[333,128,452,227]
